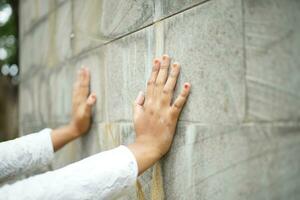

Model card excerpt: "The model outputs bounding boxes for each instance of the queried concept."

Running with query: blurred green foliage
[0,0,18,70]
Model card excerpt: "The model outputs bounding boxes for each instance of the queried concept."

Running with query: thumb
[135,91,145,106]
[133,91,145,114]
[86,92,97,107]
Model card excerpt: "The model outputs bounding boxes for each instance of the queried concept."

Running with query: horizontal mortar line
[164,142,300,195]
[74,0,212,58]
[21,0,69,39]
[166,122,300,157]
[247,76,300,99]
[21,119,300,129]
[247,94,300,109]
[20,0,212,79]
[244,118,300,125]
[184,143,300,190]
[246,111,272,121]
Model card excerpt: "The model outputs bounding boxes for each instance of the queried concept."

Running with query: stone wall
[19,0,300,199]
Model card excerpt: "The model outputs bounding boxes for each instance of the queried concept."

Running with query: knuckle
[155,82,164,87]
[160,65,169,69]
[162,88,170,95]
[147,80,154,86]
[174,103,181,110]
[152,67,159,72]
[170,108,179,119]
[169,71,177,78]
[180,93,187,99]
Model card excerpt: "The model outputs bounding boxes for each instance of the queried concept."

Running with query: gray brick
[19,34,33,75]
[162,123,300,200]
[245,0,300,121]
[48,65,74,124]
[159,0,206,19]
[103,26,155,121]
[54,1,72,65]
[72,0,155,55]
[163,0,245,123]
[71,0,212,55]
[70,48,106,122]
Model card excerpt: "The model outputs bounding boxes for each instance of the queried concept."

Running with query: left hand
[70,67,97,137]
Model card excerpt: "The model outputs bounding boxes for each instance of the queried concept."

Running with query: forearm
[0,129,54,181]
[0,146,137,200]
[50,124,81,152]
[127,137,162,175]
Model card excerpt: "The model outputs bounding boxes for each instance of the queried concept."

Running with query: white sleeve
[0,145,138,200]
[0,129,54,182]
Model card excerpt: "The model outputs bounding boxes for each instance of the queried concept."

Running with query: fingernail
[138,91,144,98]
[136,91,144,104]
[162,55,169,60]
[173,62,179,68]
[154,59,160,64]
[184,83,190,89]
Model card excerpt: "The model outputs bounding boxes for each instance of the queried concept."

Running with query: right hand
[128,55,191,174]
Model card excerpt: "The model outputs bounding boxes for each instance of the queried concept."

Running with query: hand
[51,67,97,151]
[70,67,97,137]
[128,55,191,174]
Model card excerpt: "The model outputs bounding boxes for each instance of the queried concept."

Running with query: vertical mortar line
[154,0,162,22]
[185,124,197,195]
[241,0,248,123]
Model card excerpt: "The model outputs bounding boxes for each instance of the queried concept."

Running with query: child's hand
[128,55,191,174]
[70,67,97,137]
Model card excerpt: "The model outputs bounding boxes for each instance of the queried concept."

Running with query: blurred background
[0,0,18,141]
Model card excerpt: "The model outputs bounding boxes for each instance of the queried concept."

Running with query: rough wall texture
[19,0,300,199]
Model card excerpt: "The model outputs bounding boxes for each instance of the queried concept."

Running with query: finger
[73,68,87,105]
[163,62,180,97]
[76,67,90,99]
[86,92,97,106]
[80,66,90,87]
[146,59,160,98]
[133,92,145,119]
[155,55,170,86]
[135,91,145,106]
[171,83,191,118]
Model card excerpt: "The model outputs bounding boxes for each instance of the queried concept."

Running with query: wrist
[127,136,163,175]
[67,122,82,139]
[135,136,163,159]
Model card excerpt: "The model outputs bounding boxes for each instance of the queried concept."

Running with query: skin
[51,67,96,152]
[128,55,191,174]
[50,55,191,175]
